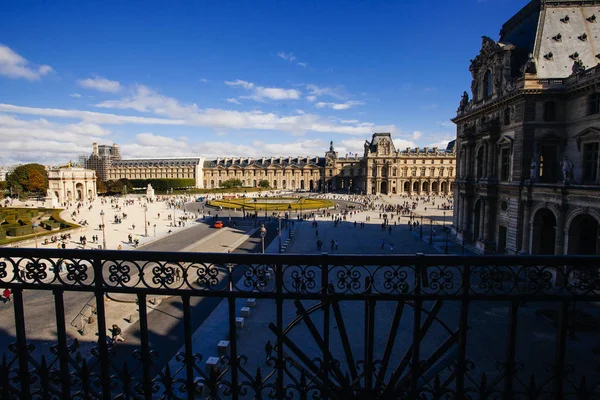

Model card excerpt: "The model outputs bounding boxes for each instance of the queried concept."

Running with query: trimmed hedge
[7,225,33,237]
[130,179,196,191]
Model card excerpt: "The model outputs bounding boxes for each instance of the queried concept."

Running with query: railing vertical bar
[53,289,71,399]
[276,262,284,398]
[554,301,569,397]
[182,295,195,400]
[409,261,423,398]
[228,293,239,400]
[137,294,152,400]
[321,260,330,399]
[93,258,111,400]
[503,300,519,399]
[455,264,470,396]
[365,277,375,398]
[12,288,30,399]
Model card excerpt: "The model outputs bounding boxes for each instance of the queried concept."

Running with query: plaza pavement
[164,194,599,394]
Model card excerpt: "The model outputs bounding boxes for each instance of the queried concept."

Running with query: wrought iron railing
[0,248,599,399]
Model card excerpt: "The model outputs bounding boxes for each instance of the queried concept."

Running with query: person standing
[335,240,339,250]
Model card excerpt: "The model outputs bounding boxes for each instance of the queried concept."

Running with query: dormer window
[484,70,492,98]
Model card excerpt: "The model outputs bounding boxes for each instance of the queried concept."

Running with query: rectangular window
[543,101,556,121]
[500,148,510,181]
[590,93,600,115]
[583,142,599,182]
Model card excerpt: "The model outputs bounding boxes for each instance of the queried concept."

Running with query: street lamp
[260,224,267,254]
[32,221,39,248]
[278,217,282,253]
[420,215,423,238]
[153,224,156,237]
[287,204,292,239]
[143,204,148,237]
[443,211,446,228]
[100,210,106,250]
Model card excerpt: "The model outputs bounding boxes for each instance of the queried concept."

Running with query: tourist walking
[3,288,11,303]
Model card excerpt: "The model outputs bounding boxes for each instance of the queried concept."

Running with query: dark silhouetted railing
[0,248,599,399]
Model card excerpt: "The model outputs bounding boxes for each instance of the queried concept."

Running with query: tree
[6,163,48,197]
[96,181,107,194]
[0,181,7,191]
[258,180,270,189]
[221,179,243,189]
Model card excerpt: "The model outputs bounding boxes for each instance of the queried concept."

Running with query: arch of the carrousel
[531,207,557,254]
[566,212,600,255]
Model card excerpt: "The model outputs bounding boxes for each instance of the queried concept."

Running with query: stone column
[554,206,566,255]
[480,200,487,240]
[462,196,469,232]
[520,201,532,254]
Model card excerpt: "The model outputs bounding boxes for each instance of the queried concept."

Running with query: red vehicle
[213,221,224,229]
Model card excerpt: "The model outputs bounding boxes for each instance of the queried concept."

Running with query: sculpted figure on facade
[561,156,574,183]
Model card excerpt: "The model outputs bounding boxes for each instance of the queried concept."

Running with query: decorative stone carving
[520,53,537,75]
[561,156,574,183]
[329,141,334,152]
[571,59,586,75]
[457,91,469,113]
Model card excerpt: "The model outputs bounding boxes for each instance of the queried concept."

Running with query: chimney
[415,147,420,154]
[433,147,438,153]
[224,157,229,166]
[424,147,429,154]
[270,157,274,164]
[262,157,266,164]
[93,143,99,156]
[345,154,349,160]
[355,153,358,160]
[217,157,221,164]
[288,156,292,164]
[279,157,283,164]
[406,147,411,153]
[248,157,252,164]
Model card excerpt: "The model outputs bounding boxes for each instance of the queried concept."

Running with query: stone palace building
[84,133,456,195]
[453,0,600,255]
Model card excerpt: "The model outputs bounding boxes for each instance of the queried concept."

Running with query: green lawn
[208,197,335,211]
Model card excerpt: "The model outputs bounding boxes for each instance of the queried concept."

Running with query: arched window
[484,70,492,98]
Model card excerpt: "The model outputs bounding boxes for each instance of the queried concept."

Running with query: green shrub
[7,225,34,237]
[130,179,196,191]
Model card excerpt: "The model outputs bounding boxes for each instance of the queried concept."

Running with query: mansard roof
[111,158,202,168]
[204,156,325,169]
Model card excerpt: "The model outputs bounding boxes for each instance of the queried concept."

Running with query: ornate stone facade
[453,0,600,255]
[48,167,97,204]
[107,158,204,187]
[202,133,456,195]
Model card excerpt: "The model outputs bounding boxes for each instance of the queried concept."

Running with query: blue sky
[0,0,528,165]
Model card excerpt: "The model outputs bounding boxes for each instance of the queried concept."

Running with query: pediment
[576,127,600,150]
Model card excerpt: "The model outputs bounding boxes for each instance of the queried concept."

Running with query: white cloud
[426,140,452,149]
[225,79,300,101]
[226,98,241,104]
[340,119,359,124]
[277,52,296,62]
[69,93,82,98]
[306,84,346,100]
[315,100,364,110]
[0,114,111,165]
[255,87,300,100]
[393,139,419,149]
[77,76,121,93]
[216,132,228,137]
[135,132,187,148]
[306,96,317,102]
[0,44,54,81]
[297,62,307,68]
[1,84,397,138]
[439,121,454,128]
[412,131,423,140]
[225,79,254,89]
[296,109,305,115]
[200,78,209,83]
